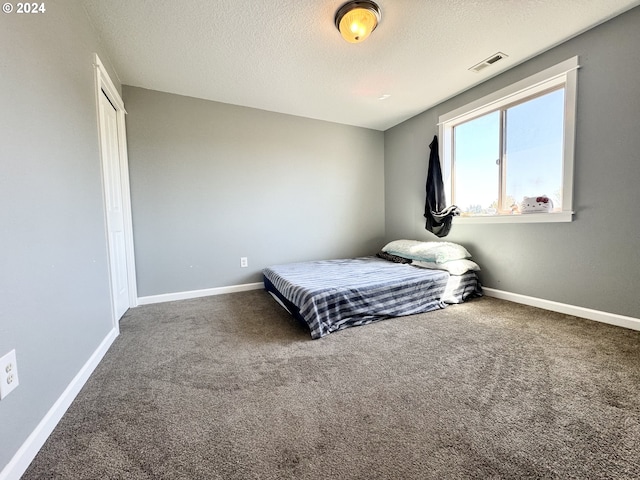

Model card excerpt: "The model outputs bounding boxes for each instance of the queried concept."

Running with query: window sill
[453,211,573,224]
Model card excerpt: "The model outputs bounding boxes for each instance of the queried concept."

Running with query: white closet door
[99,89,129,320]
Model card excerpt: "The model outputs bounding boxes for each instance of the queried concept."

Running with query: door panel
[99,90,129,320]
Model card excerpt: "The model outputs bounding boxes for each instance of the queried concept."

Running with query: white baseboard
[482,287,640,332]
[137,282,264,306]
[0,327,118,480]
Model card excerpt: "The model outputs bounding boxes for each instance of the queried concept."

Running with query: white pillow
[412,259,480,275]
[382,239,471,263]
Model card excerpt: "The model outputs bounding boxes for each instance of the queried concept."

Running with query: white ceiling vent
[469,52,508,73]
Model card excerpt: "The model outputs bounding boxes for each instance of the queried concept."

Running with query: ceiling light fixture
[334,1,381,44]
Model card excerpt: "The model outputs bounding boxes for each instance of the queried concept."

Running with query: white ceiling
[82,0,640,131]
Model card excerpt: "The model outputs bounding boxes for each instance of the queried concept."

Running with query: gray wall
[384,7,640,318]
[0,0,118,472]
[123,87,385,297]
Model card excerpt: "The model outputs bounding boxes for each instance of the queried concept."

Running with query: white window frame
[438,56,579,224]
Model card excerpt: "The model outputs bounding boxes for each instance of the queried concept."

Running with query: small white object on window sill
[520,195,553,214]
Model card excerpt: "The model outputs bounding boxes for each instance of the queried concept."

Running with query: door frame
[93,53,137,330]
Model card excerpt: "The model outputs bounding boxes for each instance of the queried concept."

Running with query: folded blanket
[376,251,413,264]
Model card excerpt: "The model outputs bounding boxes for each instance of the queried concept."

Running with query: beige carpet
[23,291,640,479]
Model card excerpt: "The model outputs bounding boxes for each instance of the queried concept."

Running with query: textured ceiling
[82,0,640,131]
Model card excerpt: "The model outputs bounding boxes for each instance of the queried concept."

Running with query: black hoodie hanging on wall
[424,135,460,237]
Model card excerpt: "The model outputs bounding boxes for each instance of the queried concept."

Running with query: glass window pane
[505,89,564,211]
[453,111,500,215]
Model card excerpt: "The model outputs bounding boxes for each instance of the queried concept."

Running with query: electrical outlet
[240,257,248,268]
[0,349,19,400]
